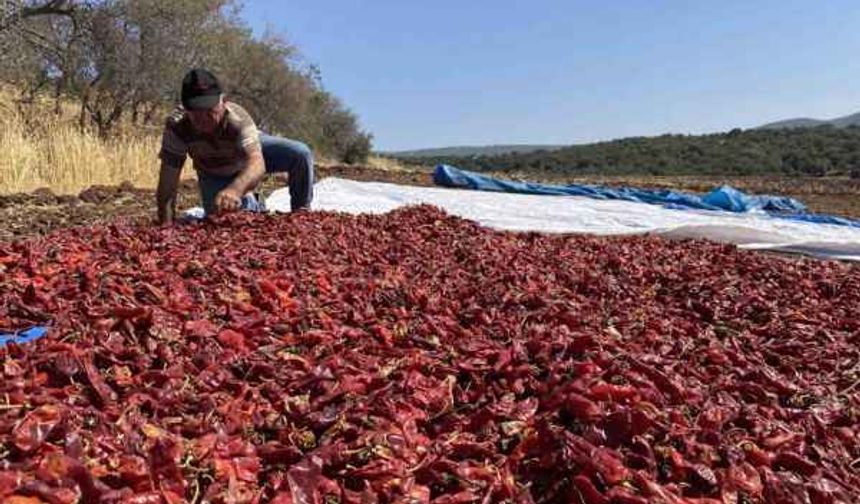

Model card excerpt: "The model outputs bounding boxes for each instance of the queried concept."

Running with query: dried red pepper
[0,206,857,502]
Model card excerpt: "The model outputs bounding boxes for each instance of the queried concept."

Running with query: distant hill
[759,112,860,130]
[388,144,566,158]
[394,127,860,178]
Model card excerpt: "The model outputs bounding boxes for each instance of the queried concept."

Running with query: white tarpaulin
[262,177,860,260]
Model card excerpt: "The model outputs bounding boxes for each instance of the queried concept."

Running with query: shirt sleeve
[238,122,261,151]
[229,104,261,151]
[159,117,188,168]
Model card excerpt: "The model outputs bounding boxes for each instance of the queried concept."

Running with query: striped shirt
[159,102,261,177]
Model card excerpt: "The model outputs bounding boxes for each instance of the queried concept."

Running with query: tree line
[396,126,860,178]
[0,0,372,162]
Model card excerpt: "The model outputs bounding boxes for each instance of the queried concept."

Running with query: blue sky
[240,0,860,151]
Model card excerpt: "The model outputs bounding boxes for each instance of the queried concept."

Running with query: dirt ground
[1,165,857,242]
[0,165,433,242]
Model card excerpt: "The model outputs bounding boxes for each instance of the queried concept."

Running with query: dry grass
[365,155,422,173]
[0,88,164,195]
[0,123,162,195]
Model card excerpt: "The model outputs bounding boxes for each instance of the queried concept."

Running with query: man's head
[181,68,226,134]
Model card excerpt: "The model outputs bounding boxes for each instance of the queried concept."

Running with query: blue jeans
[197,134,315,215]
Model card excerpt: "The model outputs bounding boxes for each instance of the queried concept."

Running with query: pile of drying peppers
[0,206,858,503]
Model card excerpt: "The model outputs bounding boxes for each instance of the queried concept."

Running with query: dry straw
[0,89,163,196]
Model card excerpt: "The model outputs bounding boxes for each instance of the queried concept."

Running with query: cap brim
[185,94,221,110]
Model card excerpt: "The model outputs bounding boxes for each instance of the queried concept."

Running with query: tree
[75,0,238,136]
[307,91,373,163]
[0,0,88,115]
[0,0,374,157]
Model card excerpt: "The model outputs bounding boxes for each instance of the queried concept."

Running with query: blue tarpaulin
[433,164,860,228]
[0,326,48,348]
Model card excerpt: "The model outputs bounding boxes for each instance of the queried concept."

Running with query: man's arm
[156,162,183,224]
[157,112,188,224]
[214,147,266,213]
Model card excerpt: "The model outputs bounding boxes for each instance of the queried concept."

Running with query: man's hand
[215,187,243,214]
[212,147,264,215]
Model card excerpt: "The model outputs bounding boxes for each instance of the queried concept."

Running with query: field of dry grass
[0,124,162,195]
[0,86,169,195]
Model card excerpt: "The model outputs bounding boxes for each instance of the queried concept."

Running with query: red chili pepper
[773,451,818,477]
[217,328,248,352]
[742,443,774,468]
[80,355,117,408]
[724,461,763,496]
[589,382,639,403]
[123,493,165,504]
[11,405,63,453]
[563,392,603,421]
[570,475,609,504]
[604,487,649,504]
[0,206,858,502]
[590,448,631,486]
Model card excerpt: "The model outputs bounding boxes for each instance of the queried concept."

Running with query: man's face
[187,97,226,135]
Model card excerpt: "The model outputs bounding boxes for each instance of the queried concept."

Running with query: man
[156,68,314,224]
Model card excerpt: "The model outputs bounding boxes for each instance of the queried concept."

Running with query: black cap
[181,68,222,110]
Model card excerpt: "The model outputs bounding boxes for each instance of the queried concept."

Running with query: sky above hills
[241,0,860,151]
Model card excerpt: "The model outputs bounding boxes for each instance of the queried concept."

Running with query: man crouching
[156,68,314,224]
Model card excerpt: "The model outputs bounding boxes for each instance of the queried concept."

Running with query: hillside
[395,127,860,178]
[759,111,860,130]
[389,144,566,158]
